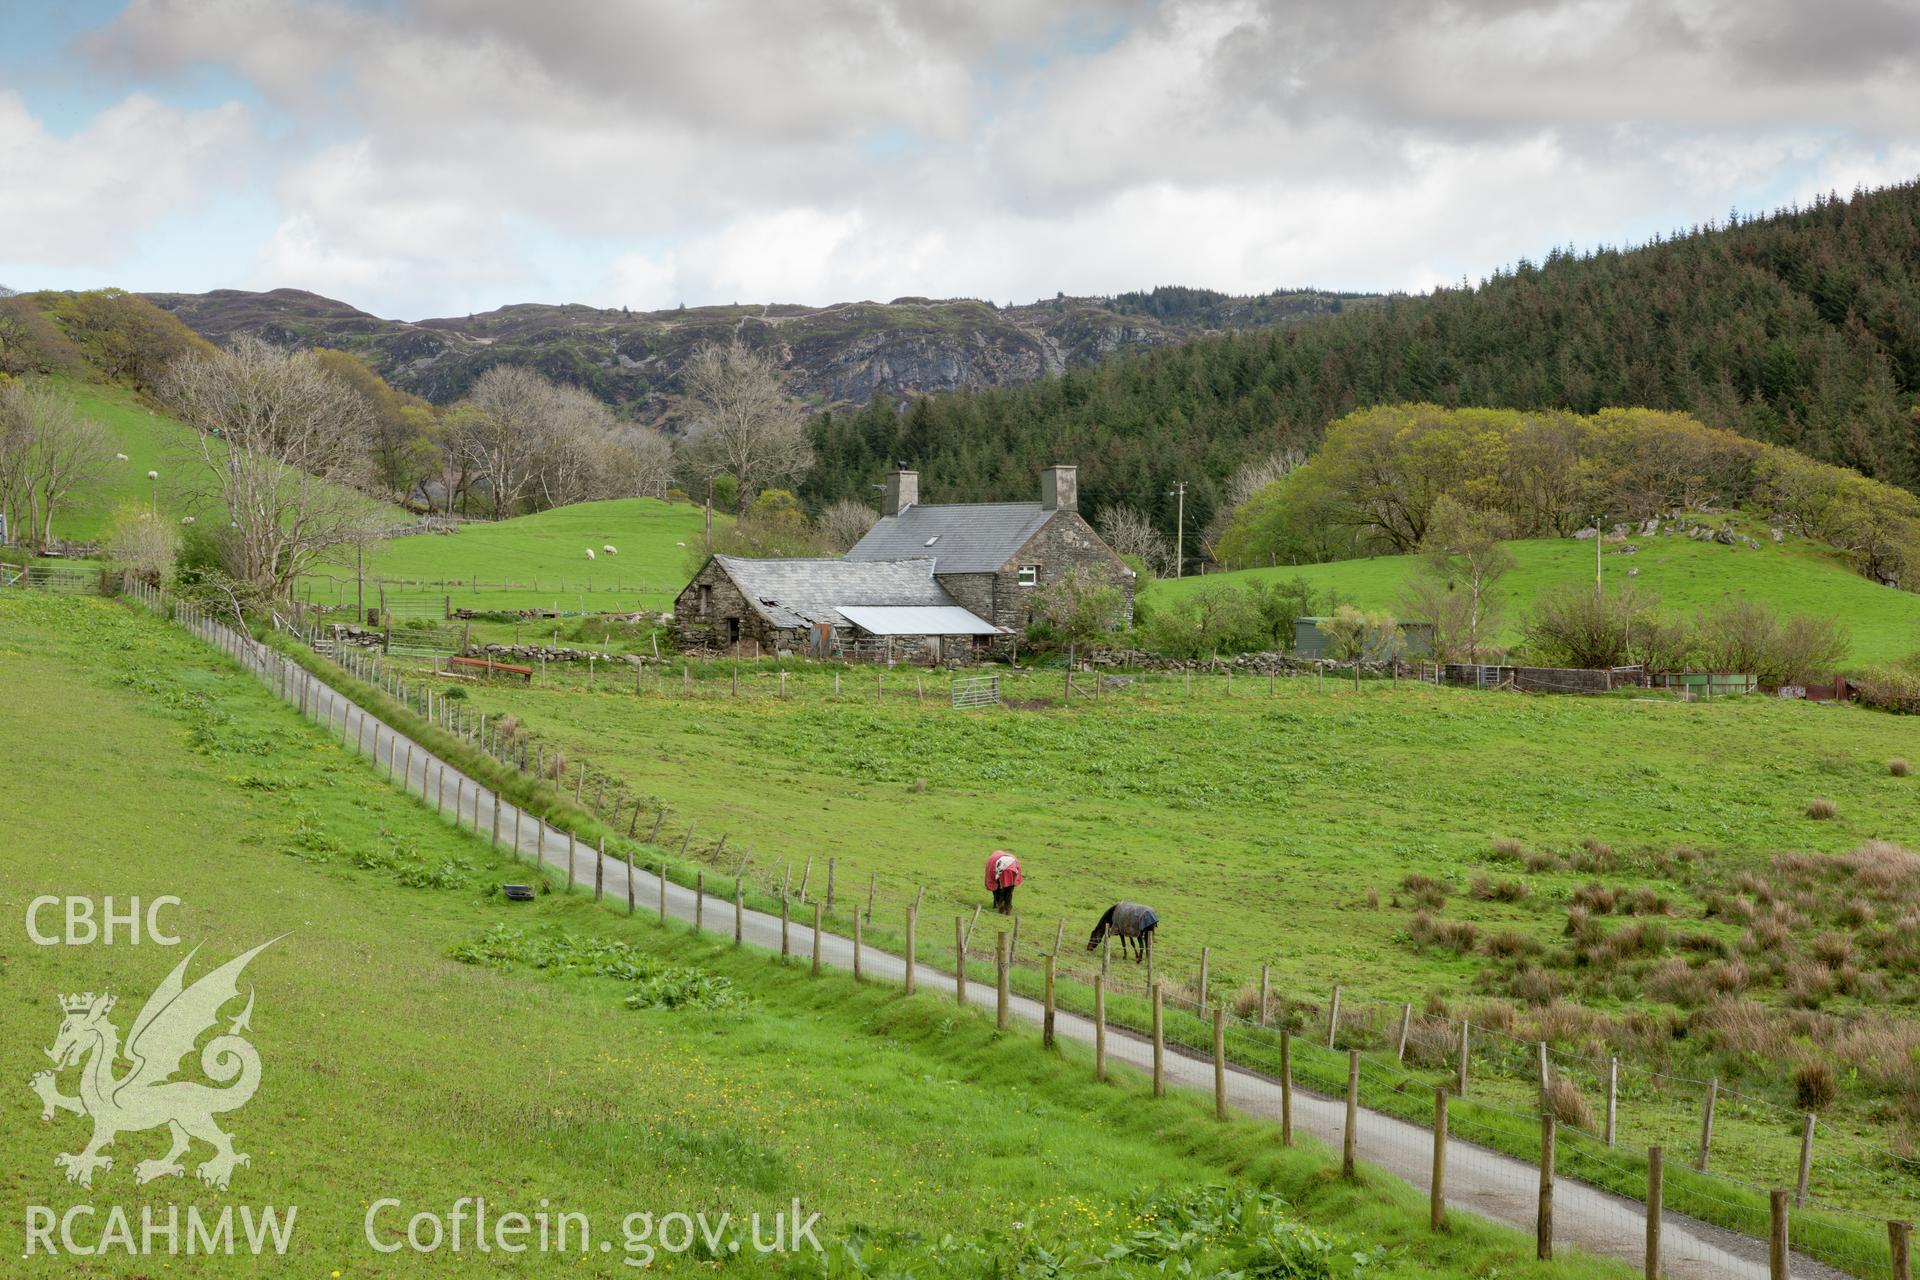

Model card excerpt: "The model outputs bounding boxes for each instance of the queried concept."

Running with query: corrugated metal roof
[844,502,1053,573]
[836,605,1004,636]
[714,556,961,629]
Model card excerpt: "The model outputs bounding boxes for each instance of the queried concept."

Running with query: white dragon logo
[29,939,278,1190]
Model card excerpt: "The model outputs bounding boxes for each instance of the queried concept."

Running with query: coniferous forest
[802,182,1920,542]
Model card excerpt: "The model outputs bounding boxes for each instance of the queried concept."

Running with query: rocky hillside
[142,286,1374,426]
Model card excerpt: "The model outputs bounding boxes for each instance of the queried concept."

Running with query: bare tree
[0,380,112,550]
[816,497,879,551]
[608,424,676,500]
[1225,448,1306,509]
[104,502,181,585]
[456,365,553,517]
[680,340,812,515]
[1095,504,1172,577]
[529,385,617,510]
[160,335,382,598]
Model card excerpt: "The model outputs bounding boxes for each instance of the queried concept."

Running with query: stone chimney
[1040,464,1078,513]
[881,469,919,517]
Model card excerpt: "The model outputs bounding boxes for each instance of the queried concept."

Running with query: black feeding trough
[502,884,536,901]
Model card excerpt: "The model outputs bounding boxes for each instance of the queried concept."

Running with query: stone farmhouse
[672,465,1134,662]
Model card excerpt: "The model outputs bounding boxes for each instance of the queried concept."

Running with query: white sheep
[602,544,618,555]
[584,548,596,561]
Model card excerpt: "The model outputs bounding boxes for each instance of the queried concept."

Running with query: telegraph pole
[1168,481,1187,579]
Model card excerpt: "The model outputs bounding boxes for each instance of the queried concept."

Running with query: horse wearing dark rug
[1088,901,1157,962]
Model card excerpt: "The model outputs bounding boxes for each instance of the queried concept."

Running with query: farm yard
[0,591,1624,1279]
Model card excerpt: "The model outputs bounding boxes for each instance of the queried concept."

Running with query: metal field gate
[950,675,1000,708]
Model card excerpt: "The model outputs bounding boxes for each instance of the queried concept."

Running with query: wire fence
[112,581,1920,1279]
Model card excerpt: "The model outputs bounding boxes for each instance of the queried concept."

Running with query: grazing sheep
[602,544,618,555]
[584,548,596,560]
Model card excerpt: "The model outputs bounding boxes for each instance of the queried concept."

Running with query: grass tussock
[1469,875,1529,903]
[1547,1076,1595,1132]
[1806,796,1837,820]
[1890,757,1910,777]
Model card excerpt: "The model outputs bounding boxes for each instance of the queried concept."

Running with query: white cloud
[23,0,1920,313]
[0,90,253,265]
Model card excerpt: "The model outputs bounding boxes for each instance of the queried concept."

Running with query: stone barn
[844,465,1135,636]
[673,556,1002,660]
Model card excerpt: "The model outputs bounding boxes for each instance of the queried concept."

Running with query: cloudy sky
[2,0,1917,321]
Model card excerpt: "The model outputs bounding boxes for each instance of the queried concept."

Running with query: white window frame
[1017,565,1039,587]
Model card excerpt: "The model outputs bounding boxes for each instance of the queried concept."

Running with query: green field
[300,497,722,615]
[2,592,1628,1277]
[1148,533,1920,669]
[35,379,409,547]
[420,658,1920,1220]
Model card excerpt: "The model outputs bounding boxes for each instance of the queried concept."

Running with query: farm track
[176,607,1841,1280]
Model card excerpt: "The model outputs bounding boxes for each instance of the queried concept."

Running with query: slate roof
[843,502,1054,574]
[713,556,959,630]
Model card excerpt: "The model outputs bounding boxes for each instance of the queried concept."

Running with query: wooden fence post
[594,837,604,901]
[1397,1003,1412,1063]
[780,895,790,957]
[1259,964,1271,1026]
[490,794,500,850]
[1094,975,1107,1082]
[1280,1030,1293,1146]
[695,872,704,932]
[1150,983,1165,1096]
[1538,1114,1555,1261]
[1431,1087,1448,1231]
[1890,1221,1912,1280]
[954,917,967,1006]
[625,846,635,915]
[565,830,576,893]
[658,862,667,925]
[1457,1020,1470,1096]
[904,908,916,995]
[1647,1146,1664,1280]
[1538,1040,1551,1108]
[1198,945,1210,1003]
[733,879,743,946]
[825,857,836,912]
[1697,1078,1718,1172]
[1342,1050,1359,1177]
[1769,1189,1789,1280]
[853,911,863,981]
[1607,1056,1619,1147]
[1797,1112,1815,1207]
[1212,1006,1227,1121]
[995,931,1010,1030]
[1052,917,1066,958]
[1043,952,1056,1046]
[865,873,876,923]
[1327,984,1342,1048]
[812,904,822,977]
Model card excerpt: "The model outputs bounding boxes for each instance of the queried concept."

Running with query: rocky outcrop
[143,286,1375,429]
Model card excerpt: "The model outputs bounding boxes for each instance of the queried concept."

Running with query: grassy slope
[301,498,720,614]
[1147,534,1920,669]
[47,379,409,545]
[0,594,1615,1278]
